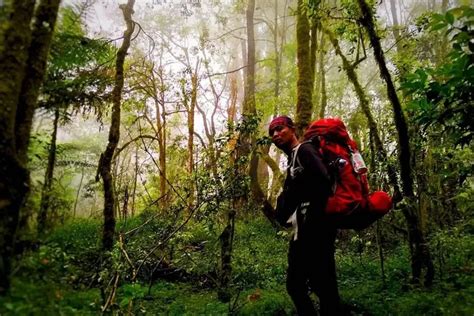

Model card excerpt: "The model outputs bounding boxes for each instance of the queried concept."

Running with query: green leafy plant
[402,6,474,145]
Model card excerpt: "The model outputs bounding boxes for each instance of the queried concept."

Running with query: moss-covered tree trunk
[218,0,256,302]
[245,0,263,209]
[150,66,168,208]
[157,83,168,207]
[0,1,35,293]
[357,0,434,286]
[37,108,60,235]
[98,0,135,250]
[295,0,313,137]
[0,0,59,295]
[16,0,61,164]
[316,31,327,119]
[243,0,275,224]
[324,27,401,198]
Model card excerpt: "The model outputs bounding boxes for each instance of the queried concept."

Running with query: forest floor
[1,216,473,315]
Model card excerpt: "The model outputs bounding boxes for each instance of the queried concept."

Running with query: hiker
[269,115,340,316]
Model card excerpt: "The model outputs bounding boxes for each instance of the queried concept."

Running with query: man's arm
[274,176,295,227]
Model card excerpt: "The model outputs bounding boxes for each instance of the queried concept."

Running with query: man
[269,115,340,315]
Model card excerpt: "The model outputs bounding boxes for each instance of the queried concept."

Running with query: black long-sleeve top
[275,142,333,238]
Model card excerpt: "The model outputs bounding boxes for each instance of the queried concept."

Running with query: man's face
[270,125,296,150]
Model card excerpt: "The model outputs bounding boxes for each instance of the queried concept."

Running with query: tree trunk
[261,151,284,204]
[389,0,402,51]
[154,67,168,208]
[188,71,198,174]
[244,0,261,208]
[243,0,256,118]
[273,0,281,114]
[158,97,167,207]
[295,0,313,137]
[357,0,412,197]
[324,27,401,198]
[15,0,61,164]
[98,0,135,250]
[309,18,318,87]
[218,0,256,301]
[122,185,129,219]
[217,211,235,302]
[0,1,35,295]
[0,0,59,295]
[357,0,434,286]
[73,167,85,218]
[318,31,327,119]
[131,146,138,217]
[272,0,289,115]
[37,108,60,235]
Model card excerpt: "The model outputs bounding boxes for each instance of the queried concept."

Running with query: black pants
[286,228,340,316]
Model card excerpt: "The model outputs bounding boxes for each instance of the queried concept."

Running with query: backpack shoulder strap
[289,143,303,178]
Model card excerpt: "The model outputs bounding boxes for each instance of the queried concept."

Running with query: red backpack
[303,118,392,230]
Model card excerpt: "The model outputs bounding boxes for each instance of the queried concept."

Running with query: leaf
[430,22,447,31]
[431,13,445,22]
[445,12,455,24]
[447,7,464,17]
[5,303,14,310]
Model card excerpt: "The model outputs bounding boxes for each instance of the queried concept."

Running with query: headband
[269,116,294,134]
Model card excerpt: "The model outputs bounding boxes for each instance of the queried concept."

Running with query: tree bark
[131,146,138,217]
[98,0,135,250]
[37,108,60,235]
[0,0,59,295]
[217,214,235,302]
[15,0,61,164]
[188,70,198,174]
[295,0,314,137]
[218,0,256,302]
[357,0,434,286]
[242,0,262,211]
[357,0,412,197]
[317,31,327,119]
[154,67,168,208]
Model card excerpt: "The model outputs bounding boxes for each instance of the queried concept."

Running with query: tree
[357,0,434,286]
[324,26,401,199]
[0,0,60,295]
[97,0,135,250]
[402,6,473,146]
[37,108,59,234]
[217,0,257,302]
[295,0,315,137]
[36,7,114,235]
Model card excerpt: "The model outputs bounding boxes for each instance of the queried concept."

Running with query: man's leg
[313,254,340,315]
[287,240,317,316]
[308,231,340,316]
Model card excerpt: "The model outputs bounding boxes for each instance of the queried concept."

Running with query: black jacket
[275,142,332,236]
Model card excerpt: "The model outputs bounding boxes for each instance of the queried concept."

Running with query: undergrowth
[0,216,472,315]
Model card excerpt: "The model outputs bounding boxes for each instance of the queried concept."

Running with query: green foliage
[135,281,229,315]
[48,218,101,251]
[402,6,474,145]
[1,216,473,315]
[40,5,115,118]
[0,279,101,315]
[336,221,474,315]
[238,288,293,315]
[232,219,287,289]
